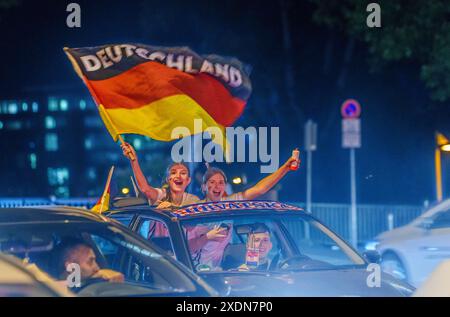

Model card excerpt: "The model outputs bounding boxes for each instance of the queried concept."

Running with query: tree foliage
[309,0,450,102]
[0,0,18,9]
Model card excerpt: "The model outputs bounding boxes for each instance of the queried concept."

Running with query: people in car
[121,142,199,208]
[187,223,232,270]
[186,155,299,269]
[237,224,274,271]
[54,239,124,286]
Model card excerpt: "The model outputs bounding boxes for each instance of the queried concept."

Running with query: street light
[435,132,450,201]
[232,177,242,185]
[440,144,450,152]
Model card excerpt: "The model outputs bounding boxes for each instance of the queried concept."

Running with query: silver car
[367,199,450,287]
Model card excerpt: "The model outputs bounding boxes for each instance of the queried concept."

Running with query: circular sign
[341,99,361,118]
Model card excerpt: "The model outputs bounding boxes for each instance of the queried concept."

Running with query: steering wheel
[278,254,312,270]
[71,277,107,294]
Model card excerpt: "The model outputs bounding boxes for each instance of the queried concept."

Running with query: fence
[0,197,97,209]
[1,198,424,244]
[289,202,425,245]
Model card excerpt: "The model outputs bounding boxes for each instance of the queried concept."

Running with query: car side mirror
[363,250,381,264]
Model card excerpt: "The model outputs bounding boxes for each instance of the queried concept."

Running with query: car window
[181,213,365,273]
[138,218,176,257]
[182,219,284,272]
[111,215,133,227]
[0,222,199,296]
[88,233,186,291]
[281,218,360,266]
[431,210,450,229]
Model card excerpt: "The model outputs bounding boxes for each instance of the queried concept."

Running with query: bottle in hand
[290,148,300,171]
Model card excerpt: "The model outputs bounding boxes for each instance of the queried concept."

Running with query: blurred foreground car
[366,198,450,287]
[0,207,217,297]
[0,253,72,297]
[107,199,414,297]
[413,259,450,297]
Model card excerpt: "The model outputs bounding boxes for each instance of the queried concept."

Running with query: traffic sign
[341,99,361,118]
[342,118,361,148]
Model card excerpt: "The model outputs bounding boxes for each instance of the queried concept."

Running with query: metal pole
[306,149,312,212]
[305,148,312,239]
[435,148,443,202]
[350,148,357,248]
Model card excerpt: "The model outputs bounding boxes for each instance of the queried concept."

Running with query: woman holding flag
[121,142,228,244]
[121,142,199,207]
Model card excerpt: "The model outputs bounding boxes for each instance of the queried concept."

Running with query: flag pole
[98,104,136,161]
[99,166,115,213]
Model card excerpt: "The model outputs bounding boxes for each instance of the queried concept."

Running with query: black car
[0,252,72,297]
[107,199,415,297]
[0,206,217,297]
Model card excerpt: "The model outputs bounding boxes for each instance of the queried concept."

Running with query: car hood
[376,224,421,243]
[200,268,414,297]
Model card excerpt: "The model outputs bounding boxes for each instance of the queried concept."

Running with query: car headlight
[364,240,380,251]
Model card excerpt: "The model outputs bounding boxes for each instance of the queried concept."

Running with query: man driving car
[55,238,124,286]
[238,224,274,271]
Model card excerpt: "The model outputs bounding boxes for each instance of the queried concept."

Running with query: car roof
[108,200,305,220]
[0,206,110,224]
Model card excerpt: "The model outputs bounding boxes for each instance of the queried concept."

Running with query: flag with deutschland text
[64,44,251,157]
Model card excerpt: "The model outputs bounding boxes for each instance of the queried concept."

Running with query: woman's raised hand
[121,142,137,161]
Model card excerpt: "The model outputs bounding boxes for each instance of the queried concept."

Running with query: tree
[309,0,450,102]
[0,0,19,22]
[0,0,18,10]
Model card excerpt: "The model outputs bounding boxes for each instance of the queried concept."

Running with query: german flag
[91,166,115,214]
[64,44,252,154]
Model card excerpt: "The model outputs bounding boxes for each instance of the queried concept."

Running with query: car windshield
[180,212,366,273]
[0,221,200,296]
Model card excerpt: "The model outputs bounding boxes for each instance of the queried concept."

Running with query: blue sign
[341,99,361,118]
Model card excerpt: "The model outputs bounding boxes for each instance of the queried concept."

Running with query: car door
[136,216,177,258]
[414,209,450,284]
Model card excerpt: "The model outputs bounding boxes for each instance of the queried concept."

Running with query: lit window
[32,102,39,113]
[84,116,103,128]
[55,186,70,197]
[79,100,86,110]
[7,121,22,130]
[84,138,93,149]
[48,98,58,111]
[0,121,3,129]
[1,103,7,113]
[29,153,37,169]
[60,99,69,111]
[8,103,18,114]
[133,138,142,150]
[87,168,96,180]
[47,168,69,186]
[22,103,28,111]
[45,133,58,151]
[45,116,56,129]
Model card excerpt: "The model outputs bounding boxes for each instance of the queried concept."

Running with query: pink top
[186,224,232,268]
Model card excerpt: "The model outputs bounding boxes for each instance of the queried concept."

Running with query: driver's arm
[92,269,125,283]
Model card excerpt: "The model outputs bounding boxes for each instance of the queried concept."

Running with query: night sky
[0,0,449,205]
